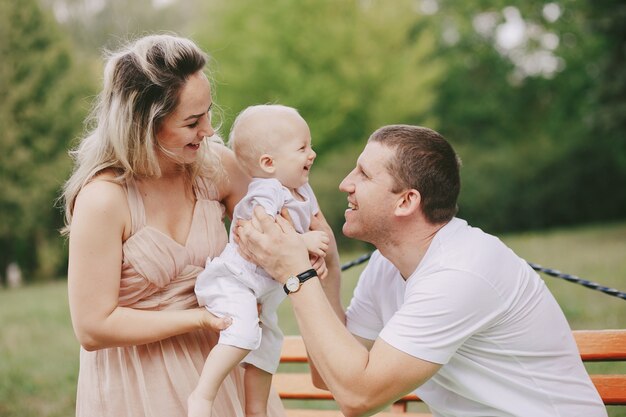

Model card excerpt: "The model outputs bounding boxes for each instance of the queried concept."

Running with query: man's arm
[307,211,343,388]
[289,276,440,417]
[308,211,343,318]
[311,334,373,390]
[236,207,441,417]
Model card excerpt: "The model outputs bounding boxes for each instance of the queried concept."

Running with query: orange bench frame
[274,330,626,416]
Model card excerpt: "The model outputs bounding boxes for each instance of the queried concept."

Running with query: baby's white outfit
[195,178,319,373]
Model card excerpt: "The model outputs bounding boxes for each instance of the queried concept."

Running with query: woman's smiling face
[156,71,215,167]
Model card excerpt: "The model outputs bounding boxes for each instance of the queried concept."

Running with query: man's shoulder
[435,218,508,259]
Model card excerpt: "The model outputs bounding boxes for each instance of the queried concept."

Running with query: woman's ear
[394,189,421,217]
[259,154,275,174]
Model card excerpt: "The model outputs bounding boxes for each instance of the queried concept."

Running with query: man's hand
[235,206,312,284]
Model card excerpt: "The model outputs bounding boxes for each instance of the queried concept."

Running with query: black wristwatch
[283,268,318,295]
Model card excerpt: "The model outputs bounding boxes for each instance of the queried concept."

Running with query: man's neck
[377,221,449,280]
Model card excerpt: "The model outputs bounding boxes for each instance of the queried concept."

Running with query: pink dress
[75,177,286,417]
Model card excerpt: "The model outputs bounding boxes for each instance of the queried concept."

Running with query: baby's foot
[187,390,213,417]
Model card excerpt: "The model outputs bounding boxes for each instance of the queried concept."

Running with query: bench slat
[274,373,420,402]
[573,330,626,361]
[275,373,626,406]
[284,410,432,417]
[274,373,333,400]
[281,336,309,363]
[283,330,626,362]
[591,375,626,405]
[277,331,626,409]
[285,410,432,417]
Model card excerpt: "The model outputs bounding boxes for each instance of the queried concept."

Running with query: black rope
[340,252,372,271]
[527,262,626,300]
[340,252,626,300]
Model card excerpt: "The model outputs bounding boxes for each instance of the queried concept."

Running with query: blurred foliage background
[0,0,625,284]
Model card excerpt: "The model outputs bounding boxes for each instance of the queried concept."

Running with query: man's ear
[394,189,421,217]
[259,154,275,174]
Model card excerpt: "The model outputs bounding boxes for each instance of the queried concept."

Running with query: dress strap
[124,177,146,236]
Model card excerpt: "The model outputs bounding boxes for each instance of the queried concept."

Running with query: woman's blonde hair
[61,34,222,233]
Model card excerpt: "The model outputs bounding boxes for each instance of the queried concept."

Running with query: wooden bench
[274,330,626,416]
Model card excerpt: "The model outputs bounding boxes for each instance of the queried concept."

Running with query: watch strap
[296,268,317,283]
[283,268,318,294]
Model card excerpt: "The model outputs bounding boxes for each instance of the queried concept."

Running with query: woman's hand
[196,308,232,332]
[235,206,312,284]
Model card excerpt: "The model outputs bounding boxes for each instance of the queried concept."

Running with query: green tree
[582,0,626,214]
[429,0,626,232]
[39,0,196,54]
[0,0,94,281]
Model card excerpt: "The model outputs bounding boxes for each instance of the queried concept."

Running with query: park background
[0,0,625,416]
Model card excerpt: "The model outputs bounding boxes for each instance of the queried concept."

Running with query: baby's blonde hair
[228,104,301,176]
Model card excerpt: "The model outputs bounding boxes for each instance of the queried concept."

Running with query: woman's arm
[67,178,228,351]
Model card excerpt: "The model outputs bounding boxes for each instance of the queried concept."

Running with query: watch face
[285,276,300,293]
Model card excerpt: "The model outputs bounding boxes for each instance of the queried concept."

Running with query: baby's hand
[310,254,328,281]
[302,230,329,257]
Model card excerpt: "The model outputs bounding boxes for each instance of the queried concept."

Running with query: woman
[61,34,287,417]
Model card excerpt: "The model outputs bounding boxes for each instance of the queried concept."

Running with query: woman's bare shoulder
[73,171,130,235]
[79,171,126,202]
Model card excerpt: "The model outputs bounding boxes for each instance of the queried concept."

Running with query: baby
[189,104,329,417]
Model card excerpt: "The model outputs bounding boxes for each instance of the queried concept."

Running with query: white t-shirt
[346,218,606,417]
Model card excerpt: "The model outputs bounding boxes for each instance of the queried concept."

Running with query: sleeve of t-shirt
[379,269,504,365]
[240,179,284,219]
[346,252,387,341]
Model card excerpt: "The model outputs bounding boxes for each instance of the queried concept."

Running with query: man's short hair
[369,125,461,224]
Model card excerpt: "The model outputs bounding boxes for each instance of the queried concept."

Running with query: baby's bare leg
[244,364,273,417]
[188,344,249,417]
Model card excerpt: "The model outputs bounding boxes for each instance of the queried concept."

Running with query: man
[236,125,606,417]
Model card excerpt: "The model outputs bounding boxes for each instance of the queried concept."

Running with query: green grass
[0,282,78,417]
[501,221,626,330]
[1,221,625,416]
